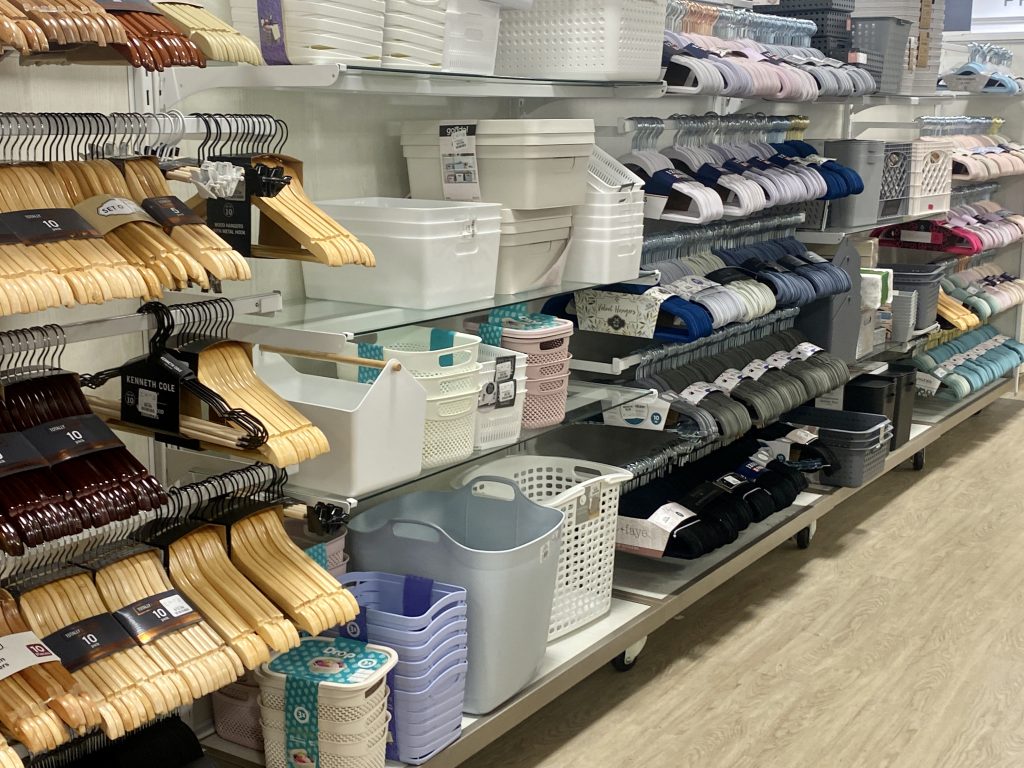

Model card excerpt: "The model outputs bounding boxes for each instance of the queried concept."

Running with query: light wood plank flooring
[462,396,1024,768]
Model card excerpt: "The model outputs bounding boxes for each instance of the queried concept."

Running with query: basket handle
[386,518,447,544]
[463,475,524,503]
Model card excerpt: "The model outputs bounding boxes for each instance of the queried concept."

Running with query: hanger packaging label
[0,432,48,480]
[141,196,206,233]
[74,195,160,236]
[603,391,668,431]
[119,356,182,434]
[439,122,482,202]
[0,631,59,683]
[616,502,696,558]
[43,614,138,673]
[114,589,203,644]
[22,415,121,466]
[0,209,101,245]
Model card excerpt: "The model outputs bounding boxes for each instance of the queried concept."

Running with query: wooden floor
[462,396,1024,768]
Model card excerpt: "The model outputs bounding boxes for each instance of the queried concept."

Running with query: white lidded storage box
[304,198,501,309]
[254,350,426,497]
[495,229,570,294]
[401,119,594,210]
[494,0,664,80]
[456,457,632,639]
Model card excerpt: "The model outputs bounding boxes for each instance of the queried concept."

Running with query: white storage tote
[304,198,502,310]
[443,0,501,74]
[495,230,570,294]
[256,637,398,768]
[401,119,595,210]
[254,350,426,497]
[456,457,631,639]
[348,479,564,714]
[562,232,642,284]
[341,326,481,380]
[475,344,528,450]
[494,0,665,81]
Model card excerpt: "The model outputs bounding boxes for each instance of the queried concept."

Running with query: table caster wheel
[612,637,647,672]
[913,450,925,471]
[795,521,816,550]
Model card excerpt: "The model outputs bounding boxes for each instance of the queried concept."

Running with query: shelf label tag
[439,122,482,202]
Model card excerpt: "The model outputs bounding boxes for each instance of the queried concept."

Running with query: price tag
[679,382,715,405]
[932,366,949,379]
[741,359,771,381]
[766,351,793,369]
[790,342,823,360]
[916,372,942,395]
[667,275,720,300]
[713,368,746,393]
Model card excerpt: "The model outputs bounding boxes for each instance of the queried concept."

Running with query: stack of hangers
[908,325,1024,400]
[942,263,1024,322]
[920,132,1024,182]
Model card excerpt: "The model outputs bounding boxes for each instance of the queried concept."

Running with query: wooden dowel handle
[260,345,395,370]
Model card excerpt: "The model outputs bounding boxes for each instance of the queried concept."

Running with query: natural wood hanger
[151,1,261,64]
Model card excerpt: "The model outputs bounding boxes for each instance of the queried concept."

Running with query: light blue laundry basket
[348,478,564,715]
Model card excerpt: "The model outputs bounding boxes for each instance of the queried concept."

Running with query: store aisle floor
[462,395,1024,768]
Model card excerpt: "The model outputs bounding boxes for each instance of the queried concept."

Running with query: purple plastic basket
[392,662,468,715]
[392,647,469,693]
[389,719,462,765]
[342,572,468,631]
[394,633,468,680]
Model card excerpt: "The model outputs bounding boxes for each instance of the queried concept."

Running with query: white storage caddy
[401,119,595,210]
[304,198,502,309]
[494,0,664,80]
[475,344,528,450]
[253,349,426,497]
[456,456,632,639]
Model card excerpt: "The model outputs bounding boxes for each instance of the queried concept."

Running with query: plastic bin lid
[402,119,594,136]
[317,197,502,221]
[500,207,573,223]
[258,637,398,691]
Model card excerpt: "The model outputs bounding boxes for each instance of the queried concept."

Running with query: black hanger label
[43,614,138,673]
[0,209,101,245]
[0,432,48,480]
[142,196,205,233]
[23,414,121,466]
[119,357,183,434]
[206,164,254,257]
[113,589,203,644]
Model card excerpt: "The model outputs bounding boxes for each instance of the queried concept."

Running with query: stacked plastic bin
[256,637,397,768]
[469,311,574,429]
[342,326,482,468]
[475,344,528,450]
[341,573,469,765]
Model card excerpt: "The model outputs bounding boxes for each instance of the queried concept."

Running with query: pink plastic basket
[522,373,570,429]
[213,682,264,750]
[526,355,572,379]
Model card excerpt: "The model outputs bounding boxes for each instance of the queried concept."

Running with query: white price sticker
[916,372,942,395]
[741,359,771,381]
[668,275,721,301]
[713,368,746,393]
[679,382,715,405]
[790,342,824,360]
[766,351,793,369]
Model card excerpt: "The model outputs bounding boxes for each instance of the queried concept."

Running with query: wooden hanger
[196,342,329,467]
[230,507,358,636]
[0,0,47,53]
[120,156,251,283]
[95,550,243,701]
[251,155,375,267]
[151,2,261,64]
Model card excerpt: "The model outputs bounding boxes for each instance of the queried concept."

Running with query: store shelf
[797,210,947,245]
[234,281,606,341]
[152,64,667,109]
[855,323,939,362]
[285,380,653,508]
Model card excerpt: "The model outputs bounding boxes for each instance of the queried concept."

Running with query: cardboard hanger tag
[113,589,203,644]
[74,195,159,236]
[43,614,138,672]
[23,415,121,466]
[142,196,205,233]
[0,631,59,682]
[0,209,101,245]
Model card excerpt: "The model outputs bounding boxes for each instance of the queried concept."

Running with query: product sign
[439,122,482,202]
[0,631,59,682]
[43,614,137,672]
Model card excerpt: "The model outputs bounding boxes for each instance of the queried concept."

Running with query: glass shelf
[284,380,652,508]
[797,210,947,245]
[232,281,598,340]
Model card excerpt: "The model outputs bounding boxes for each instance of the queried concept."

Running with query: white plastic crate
[494,0,664,80]
[456,457,632,639]
[342,326,481,379]
[562,233,642,284]
[443,0,501,74]
[475,345,527,450]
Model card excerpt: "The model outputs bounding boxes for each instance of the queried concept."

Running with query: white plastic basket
[443,0,501,74]
[423,390,478,467]
[347,327,481,379]
[263,720,390,768]
[522,373,569,429]
[476,344,528,450]
[587,146,645,192]
[417,363,482,398]
[494,0,664,80]
[456,457,632,639]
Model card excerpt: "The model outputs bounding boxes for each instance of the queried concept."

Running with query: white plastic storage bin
[456,457,632,638]
[443,0,501,74]
[401,119,594,210]
[475,344,528,450]
[562,234,642,284]
[423,390,478,467]
[305,198,502,309]
[348,479,565,714]
[341,326,481,379]
[494,0,664,80]
[254,351,426,497]
[495,233,569,294]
